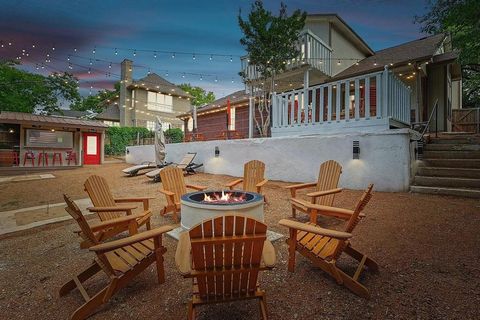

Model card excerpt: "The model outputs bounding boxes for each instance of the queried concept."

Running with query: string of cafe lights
[2,43,241,87]
[1,39,423,94]
[1,39,428,72]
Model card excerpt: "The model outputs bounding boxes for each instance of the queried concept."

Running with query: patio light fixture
[353,141,360,159]
[215,146,220,157]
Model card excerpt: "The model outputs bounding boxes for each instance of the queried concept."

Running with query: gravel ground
[0,163,479,319]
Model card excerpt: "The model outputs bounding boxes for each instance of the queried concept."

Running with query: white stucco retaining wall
[126,129,413,192]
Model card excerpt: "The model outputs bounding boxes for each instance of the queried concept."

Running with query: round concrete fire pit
[180,190,264,230]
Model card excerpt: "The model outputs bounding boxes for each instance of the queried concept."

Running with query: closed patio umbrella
[155,116,166,166]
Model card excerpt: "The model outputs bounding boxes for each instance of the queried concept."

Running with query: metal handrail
[422,98,439,139]
[411,98,438,141]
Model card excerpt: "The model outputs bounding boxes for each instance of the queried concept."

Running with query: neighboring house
[178,90,260,140]
[182,14,462,140]
[118,60,192,131]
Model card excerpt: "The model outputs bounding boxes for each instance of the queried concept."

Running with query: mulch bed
[0,163,479,319]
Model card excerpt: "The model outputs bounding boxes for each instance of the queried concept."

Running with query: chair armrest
[284,182,317,190]
[114,197,155,203]
[256,179,268,188]
[306,188,343,198]
[261,240,276,268]
[90,225,174,253]
[299,202,362,220]
[175,232,192,276]
[186,184,207,191]
[87,204,137,212]
[226,178,243,189]
[89,213,146,231]
[279,219,352,240]
[159,189,175,197]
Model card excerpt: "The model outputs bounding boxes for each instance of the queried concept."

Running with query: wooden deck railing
[271,68,411,132]
[240,29,333,82]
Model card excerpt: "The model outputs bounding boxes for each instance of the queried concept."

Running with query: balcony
[270,68,411,136]
[240,29,333,83]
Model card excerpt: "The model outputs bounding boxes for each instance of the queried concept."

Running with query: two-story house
[114,59,191,130]
[179,14,462,140]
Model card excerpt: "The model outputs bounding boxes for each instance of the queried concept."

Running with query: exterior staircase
[411,134,480,198]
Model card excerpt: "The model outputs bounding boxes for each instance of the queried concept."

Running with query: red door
[83,133,101,165]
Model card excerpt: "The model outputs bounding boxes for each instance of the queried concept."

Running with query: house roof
[306,13,374,56]
[96,104,120,121]
[0,111,109,129]
[52,109,89,118]
[128,73,191,98]
[177,90,250,119]
[333,33,448,80]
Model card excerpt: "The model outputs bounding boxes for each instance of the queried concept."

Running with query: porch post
[304,69,310,123]
[248,89,254,138]
[382,66,389,119]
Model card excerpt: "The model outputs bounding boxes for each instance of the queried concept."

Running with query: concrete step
[414,176,480,189]
[416,167,480,179]
[419,159,480,169]
[425,144,480,151]
[410,186,480,198]
[423,150,480,159]
[429,138,480,145]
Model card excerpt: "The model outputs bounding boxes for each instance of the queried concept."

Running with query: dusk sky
[0,0,429,100]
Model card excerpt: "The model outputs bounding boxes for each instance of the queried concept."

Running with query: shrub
[164,128,184,143]
[105,127,153,155]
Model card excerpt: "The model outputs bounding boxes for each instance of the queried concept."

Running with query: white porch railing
[240,29,332,82]
[271,68,411,135]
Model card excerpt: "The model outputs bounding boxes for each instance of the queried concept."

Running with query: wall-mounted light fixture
[215,146,220,157]
[353,140,360,159]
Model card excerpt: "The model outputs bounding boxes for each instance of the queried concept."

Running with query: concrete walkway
[0,198,92,236]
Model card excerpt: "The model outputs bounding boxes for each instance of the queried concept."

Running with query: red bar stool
[52,152,63,166]
[66,150,77,165]
[23,151,35,166]
[12,151,19,166]
[37,151,49,166]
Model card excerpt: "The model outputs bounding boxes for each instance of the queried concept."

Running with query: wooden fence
[452,108,480,133]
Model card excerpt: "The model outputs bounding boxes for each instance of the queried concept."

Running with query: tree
[238,1,306,136]
[164,128,184,143]
[0,60,80,114]
[415,0,480,107]
[71,82,120,113]
[178,83,215,107]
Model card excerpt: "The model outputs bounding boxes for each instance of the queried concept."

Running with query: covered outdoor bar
[0,111,108,168]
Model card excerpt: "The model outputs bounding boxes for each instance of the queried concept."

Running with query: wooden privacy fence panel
[452,108,480,133]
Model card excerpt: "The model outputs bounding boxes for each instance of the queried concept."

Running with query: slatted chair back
[315,160,342,206]
[63,194,98,248]
[344,184,374,234]
[177,153,196,170]
[160,166,187,203]
[189,215,267,299]
[243,160,265,192]
[84,175,119,221]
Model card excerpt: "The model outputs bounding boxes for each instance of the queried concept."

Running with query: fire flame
[203,190,246,204]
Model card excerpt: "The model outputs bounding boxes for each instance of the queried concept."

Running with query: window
[147,92,173,113]
[228,108,236,130]
[146,120,155,131]
[25,129,73,148]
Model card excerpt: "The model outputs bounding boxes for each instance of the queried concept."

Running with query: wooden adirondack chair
[225,160,268,200]
[159,166,206,223]
[84,175,152,242]
[175,215,276,320]
[60,194,173,320]
[285,160,343,222]
[279,184,378,299]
